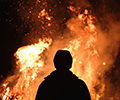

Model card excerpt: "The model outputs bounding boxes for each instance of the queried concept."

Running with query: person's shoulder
[72,73,82,82]
[78,79,86,84]
[72,74,87,85]
[45,71,57,80]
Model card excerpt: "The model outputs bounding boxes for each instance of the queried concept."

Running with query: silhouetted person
[36,50,91,100]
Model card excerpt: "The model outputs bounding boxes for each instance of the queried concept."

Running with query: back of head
[54,50,73,71]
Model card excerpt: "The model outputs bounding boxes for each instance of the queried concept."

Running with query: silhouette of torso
[36,70,91,100]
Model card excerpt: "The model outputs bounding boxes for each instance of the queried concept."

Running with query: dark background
[0,0,25,79]
[0,0,120,83]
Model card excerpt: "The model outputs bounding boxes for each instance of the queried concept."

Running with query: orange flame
[1,7,107,100]
[1,38,52,100]
[3,87,10,100]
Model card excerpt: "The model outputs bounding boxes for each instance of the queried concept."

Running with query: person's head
[53,50,73,71]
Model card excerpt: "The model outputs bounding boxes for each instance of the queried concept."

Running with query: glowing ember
[102,62,106,66]
[38,9,52,21]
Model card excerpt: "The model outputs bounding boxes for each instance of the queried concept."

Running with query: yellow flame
[15,38,52,72]
[2,38,52,100]
[3,87,10,100]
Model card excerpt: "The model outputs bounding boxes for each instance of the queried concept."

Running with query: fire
[15,38,51,72]
[1,2,114,100]
[1,38,52,100]
[63,8,104,100]
[3,87,10,100]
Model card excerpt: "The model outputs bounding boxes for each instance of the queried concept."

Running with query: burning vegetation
[0,0,120,100]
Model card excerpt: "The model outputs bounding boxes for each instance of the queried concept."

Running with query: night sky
[0,0,120,91]
[0,0,25,79]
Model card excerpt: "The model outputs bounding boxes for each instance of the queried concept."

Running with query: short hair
[53,50,73,70]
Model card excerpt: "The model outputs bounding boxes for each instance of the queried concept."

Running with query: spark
[102,62,106,66]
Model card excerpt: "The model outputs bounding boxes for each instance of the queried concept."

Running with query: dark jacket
[36,70,91,100]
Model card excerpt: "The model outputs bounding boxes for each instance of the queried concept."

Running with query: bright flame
[63,8,104,100]
[15,39,51,72]
[1,38,52,100]
[1,3,112,100]
[3,87,10,100]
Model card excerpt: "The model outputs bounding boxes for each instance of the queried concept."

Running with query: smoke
[95,18,120,100]
[96,19,120,66]
[93,1,120,99]
[96,16,120,100]
[97,1,120,100]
